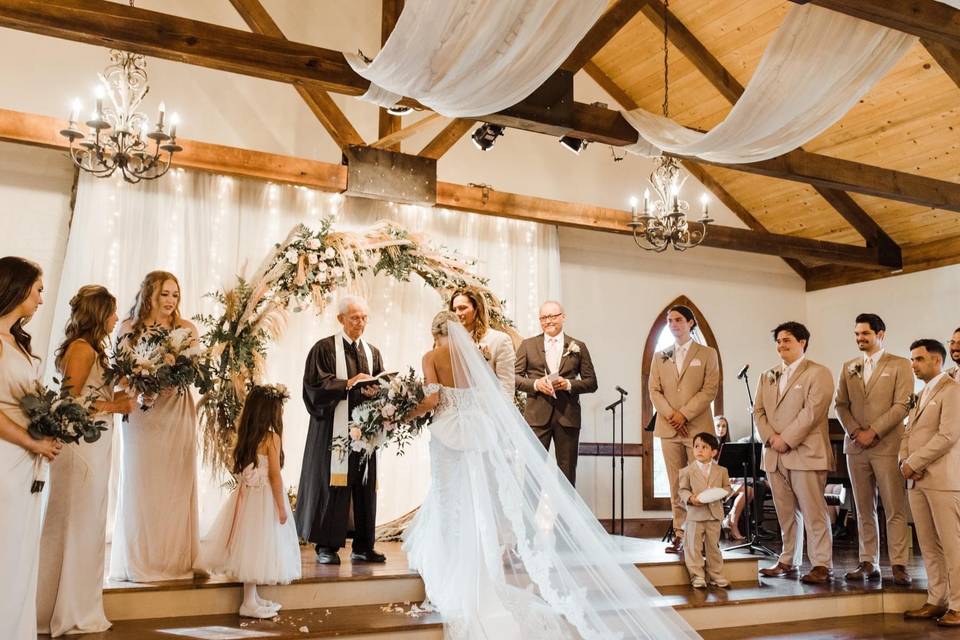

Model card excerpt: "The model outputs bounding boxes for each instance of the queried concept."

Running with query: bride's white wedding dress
[403,322,699,640]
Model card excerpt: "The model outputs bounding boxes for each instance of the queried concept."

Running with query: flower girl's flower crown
[258,383,290,402]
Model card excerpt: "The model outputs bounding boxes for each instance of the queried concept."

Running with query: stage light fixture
[471,124,504,151]
[559,135,588,155]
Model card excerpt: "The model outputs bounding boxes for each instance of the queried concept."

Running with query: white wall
[806,265,960,378]
[558,227,806,517]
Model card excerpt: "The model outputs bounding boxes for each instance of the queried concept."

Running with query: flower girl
[197,384,301,618]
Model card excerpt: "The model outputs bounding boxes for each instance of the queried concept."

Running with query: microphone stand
[605,394,626,536]
[726,369,777,557]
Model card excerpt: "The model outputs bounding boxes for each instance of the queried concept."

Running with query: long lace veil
[445,321,700,639]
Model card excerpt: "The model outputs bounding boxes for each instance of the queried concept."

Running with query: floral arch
[196,217,517,471]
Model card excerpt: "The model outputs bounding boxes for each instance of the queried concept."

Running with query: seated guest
[755,322,835,584]
[714,415,731,446]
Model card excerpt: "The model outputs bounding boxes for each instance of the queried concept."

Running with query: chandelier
[626,0,712,251]
[59,49,180,183]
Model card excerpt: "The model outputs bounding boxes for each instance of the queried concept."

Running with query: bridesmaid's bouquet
[332,368,431,463]
[19,379,109,492]
[111,326,207,411]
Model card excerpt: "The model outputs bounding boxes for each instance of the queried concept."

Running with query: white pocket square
[690,358,702,367]
[930,401,938,406]
[881,372,891,377]
[794,384,802,389]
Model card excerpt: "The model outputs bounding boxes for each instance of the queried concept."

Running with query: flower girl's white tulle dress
[197,454,301,584]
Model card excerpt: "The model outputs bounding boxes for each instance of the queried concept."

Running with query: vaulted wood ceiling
[0,0,957,290]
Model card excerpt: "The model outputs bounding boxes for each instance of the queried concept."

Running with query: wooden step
[43,603,443,640]
[701,613,959,639]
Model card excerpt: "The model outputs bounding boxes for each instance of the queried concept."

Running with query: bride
[403,311,699,639]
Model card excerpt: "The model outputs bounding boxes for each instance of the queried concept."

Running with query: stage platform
[48,538,930,639]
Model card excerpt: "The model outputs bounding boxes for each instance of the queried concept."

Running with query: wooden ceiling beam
[227,0,364,149]
[2,0,955,216]
[792,0,960,50]
[639,0,900,264]
[371,113,444,149]
[923,39,960,90]
[0,107,888,269]
[419,118,476,160]
[377,0,404,151]
[561,0,648,73]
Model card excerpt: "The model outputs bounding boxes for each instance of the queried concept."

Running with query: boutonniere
[660,349,674,363]
[907,393,919,410]
[848,362,863,379]
[562,342,580,358]
[477,343,492,361]
[766,369,782,385]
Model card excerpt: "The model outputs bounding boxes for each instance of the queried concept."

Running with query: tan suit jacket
[755,358,835,472]
[835,352,913,456]
[899,376,960,491]
[649,342,720,439]
[678,462,731,521]
[479,328,516,399]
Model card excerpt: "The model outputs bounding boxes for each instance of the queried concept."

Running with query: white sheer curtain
[346,0,605,116]
[624,3,916,163]
[47,169,560,539]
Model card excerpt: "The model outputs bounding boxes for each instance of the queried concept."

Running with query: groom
[295,295,386,564]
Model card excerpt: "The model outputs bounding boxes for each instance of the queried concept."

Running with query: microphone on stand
[615,385,629,396]
[737,364,749,380]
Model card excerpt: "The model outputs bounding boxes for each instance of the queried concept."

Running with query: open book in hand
[353,371,398,389]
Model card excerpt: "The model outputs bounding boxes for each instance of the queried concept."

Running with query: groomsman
[515,301,597,485]
[948,328,960,382]
[649,305,720,553]
[295,296,385,565]
[901,339,960,626]
[755,322,835,584]
[835,314,913,585]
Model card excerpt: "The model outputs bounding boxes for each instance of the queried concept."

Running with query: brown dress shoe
[759,562,799,578]
[844,561,881,581]
[938,610,960,626]
[891,564,913,586]
[664,536,683,555]
[800,565,832,584]
[904,603,949,619]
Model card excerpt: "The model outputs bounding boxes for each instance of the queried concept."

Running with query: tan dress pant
[909,487,960,610]
[661,437,694,531]
[768,463,833,568]
[847,452,910,566]
[684,519,724,582]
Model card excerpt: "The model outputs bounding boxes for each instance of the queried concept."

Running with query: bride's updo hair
[431,310,460,337]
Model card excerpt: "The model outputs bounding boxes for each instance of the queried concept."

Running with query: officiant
[294,295,386,565]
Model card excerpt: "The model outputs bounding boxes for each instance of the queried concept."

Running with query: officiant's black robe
[294,334,384,552]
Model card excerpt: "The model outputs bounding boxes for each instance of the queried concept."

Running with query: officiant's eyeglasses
[539,313,564,321]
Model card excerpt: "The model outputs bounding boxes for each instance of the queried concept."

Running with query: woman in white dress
[110,271,201,582]
[403,311,700,640]
[0,256,63,640]
[449,288,515,398]
[37,285,136,636]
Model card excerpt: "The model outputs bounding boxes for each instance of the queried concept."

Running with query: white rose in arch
[285,249,299,264]
[307,253,319,265]
[305,238,321,250]
[325,247,337,259]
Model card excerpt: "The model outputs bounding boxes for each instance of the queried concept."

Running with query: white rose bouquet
[110,326,208,411]
[332,368,430,463]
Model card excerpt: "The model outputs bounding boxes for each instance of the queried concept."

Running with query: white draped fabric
[46,170,560,541]
[623,4,916,163]
[935,0,960,8]
[345,0,605,117]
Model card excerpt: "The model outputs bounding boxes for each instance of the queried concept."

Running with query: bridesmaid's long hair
[126,271,182,340]
[233,385,286,475]
[55,285,117,373]
[449,288,489,343]
[0,256,42,359]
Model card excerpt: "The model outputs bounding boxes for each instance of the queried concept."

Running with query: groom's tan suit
[899,376,960,611]
[649,342,720,532]
[835,352,912,568]
[755,358,835,568]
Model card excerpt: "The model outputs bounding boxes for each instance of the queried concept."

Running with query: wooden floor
[702,614,959,639]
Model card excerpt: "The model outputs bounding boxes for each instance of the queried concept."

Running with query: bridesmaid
[109,271,201,582]
[0,256,62,640]
[36,285,135,636]
[449,288,516,399]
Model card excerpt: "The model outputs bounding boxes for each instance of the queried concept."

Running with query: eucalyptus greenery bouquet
[111,326,209,411]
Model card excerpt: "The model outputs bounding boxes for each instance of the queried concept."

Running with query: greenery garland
[196,218,517,471]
